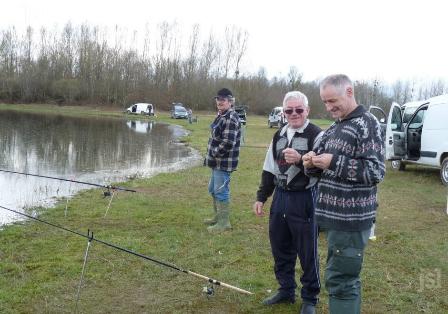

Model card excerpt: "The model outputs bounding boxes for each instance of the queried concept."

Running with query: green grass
[0,104,447,313]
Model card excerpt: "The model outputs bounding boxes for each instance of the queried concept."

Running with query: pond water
[0,111,201,225]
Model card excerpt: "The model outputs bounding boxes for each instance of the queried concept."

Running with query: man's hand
[311,153,333,170]
[282,148,301,164]
[302,151,316,168]
[253,201,265,217]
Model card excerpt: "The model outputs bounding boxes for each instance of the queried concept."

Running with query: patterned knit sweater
[313,105,386,231]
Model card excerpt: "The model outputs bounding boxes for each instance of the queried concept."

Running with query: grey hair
[282,91,309,108]
[319,74,353,94]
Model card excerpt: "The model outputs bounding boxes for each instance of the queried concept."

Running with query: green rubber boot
[207,201,232,233]
[203,198,218,225]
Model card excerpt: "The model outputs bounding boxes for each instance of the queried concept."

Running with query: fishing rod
[0,169,136,193]
[241,145,269,149]
[0,204,253,296]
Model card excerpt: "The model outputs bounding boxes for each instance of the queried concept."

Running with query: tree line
[1,23,447,118]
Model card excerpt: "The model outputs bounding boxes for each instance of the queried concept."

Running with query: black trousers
[269,187,320,305]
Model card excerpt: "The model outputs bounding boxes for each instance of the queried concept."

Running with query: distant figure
[303,74,385,314]
[253,91,322,314]
[240,124,246,145]
[203,88,241,232]
[187,108,193,124]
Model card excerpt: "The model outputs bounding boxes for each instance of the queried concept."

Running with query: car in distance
[268,106,286,128]
[171,103,189,119]
[234,106,247,125]
[125,103,154,115]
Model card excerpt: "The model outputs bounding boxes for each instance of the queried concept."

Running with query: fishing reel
[202,284,215,298]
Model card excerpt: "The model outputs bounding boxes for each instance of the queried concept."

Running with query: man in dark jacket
[204,88,241,232]
[253,91,322,314]
[303,74,386,314]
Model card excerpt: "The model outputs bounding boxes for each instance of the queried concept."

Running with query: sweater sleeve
[328,118,386,185]
[256,170,275,203]
[304,130,324,177]
[256,141,277,203]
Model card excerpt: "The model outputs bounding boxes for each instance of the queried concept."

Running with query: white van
[386,94,448,185]
[268,106,286,128]
[126,103,154,115]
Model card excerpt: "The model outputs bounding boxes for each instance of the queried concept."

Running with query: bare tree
[222,26,235,78]
[429,79,445,97]
[233,28,248,79]
[287,66,303,91]
[198,33,218,81]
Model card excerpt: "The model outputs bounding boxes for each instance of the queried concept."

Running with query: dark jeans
[324,229,370,314]
[269,188,320,305]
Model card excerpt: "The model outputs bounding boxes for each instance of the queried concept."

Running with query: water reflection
[126,120,154,134]
[0,111,200,225]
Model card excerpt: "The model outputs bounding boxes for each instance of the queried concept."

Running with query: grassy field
[0,104,447,313]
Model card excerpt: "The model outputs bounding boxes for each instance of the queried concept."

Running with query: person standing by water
[187,108,193,124]
[253,91,322,314]
[204,88,241,233]
[303,74,385,314]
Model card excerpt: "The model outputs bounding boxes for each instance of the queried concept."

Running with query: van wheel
[391,160,405,171]
[441,157,448,186]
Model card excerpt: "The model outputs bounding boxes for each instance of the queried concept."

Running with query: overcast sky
[1,0,447,84]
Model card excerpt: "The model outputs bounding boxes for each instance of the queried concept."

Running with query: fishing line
[240,145,268,149]
[75,230,94,313]
[0,169,136,193]
[0,204,253,296]
[103,189,116,218]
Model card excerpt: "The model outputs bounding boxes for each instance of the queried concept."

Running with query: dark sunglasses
[284,108,305,115]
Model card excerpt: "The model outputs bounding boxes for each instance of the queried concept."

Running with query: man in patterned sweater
[204,88,241,232]
[303,74,385,314]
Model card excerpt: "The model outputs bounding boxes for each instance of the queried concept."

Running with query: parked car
[125,103,154,115]
[234,106,247,125]
[171,103,189,119]
[385,94,448,185]
[268,106,286,128]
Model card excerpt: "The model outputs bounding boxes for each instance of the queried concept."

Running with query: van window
[390,106,402,131]
[403,107,418,124]
[408,109,426,129]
